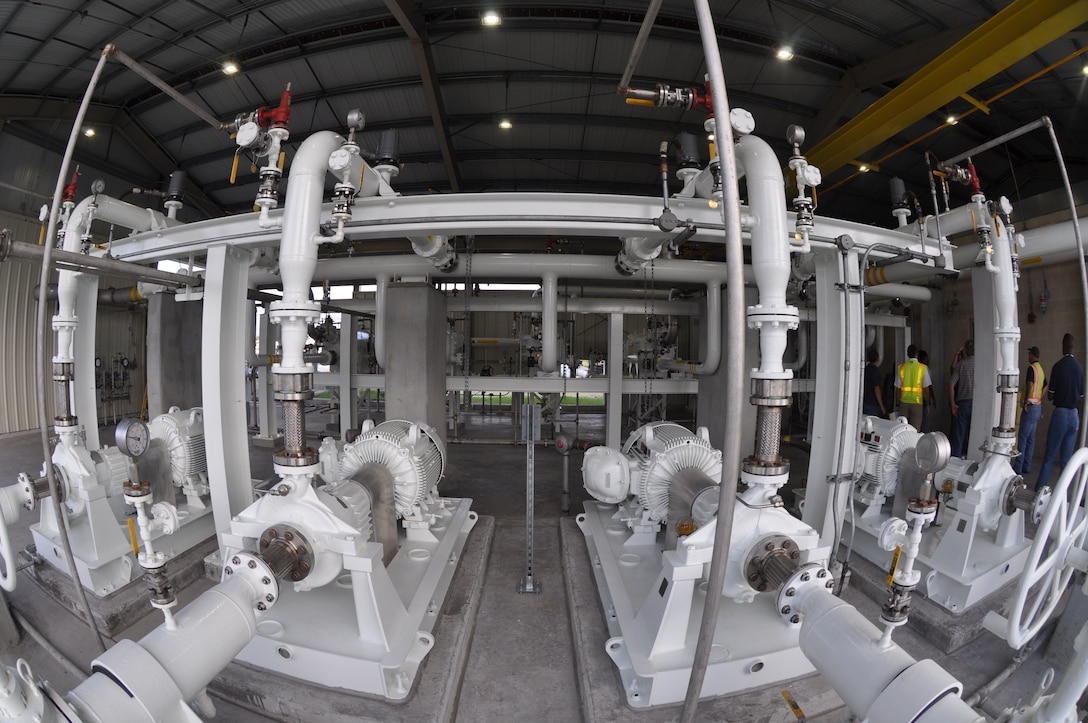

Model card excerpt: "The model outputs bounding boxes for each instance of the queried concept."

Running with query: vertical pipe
[681,2,744,719]
[35,44,113,653]
[1043,119,1088,448]
[541,272,558,372]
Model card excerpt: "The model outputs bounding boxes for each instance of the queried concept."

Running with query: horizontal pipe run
[942,117,1049,166]
[1,238,197,287]
[111,48,230,133]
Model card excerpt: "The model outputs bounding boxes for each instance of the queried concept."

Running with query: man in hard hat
[895,344,931,430]
[1013,346,1046,475]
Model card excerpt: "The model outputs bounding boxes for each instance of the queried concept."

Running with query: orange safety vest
[898,359,926,404]
[1026,361,1045,403]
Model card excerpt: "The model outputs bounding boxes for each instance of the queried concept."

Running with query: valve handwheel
[986,447,1088,649]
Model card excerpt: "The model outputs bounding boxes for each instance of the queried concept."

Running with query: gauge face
[115,418,150,458]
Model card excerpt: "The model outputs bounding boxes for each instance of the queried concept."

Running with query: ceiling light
[499,119,513,129]
[1082,64,1088,75]
[776,47,794,61]
[946,115,958,125]
[222,61,239,75]
[83,127,95,137]
[858,164,869,173]
[482,11,502,26]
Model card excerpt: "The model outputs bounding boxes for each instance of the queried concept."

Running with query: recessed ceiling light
[776,47,794,61]
[83,127,95,137]
[499,119,513,129]
[482,11,502,26]
[222,61,239,75]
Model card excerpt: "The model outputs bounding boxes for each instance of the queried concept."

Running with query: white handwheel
[1000,447,1088,649]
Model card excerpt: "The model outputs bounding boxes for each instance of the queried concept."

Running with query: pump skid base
[577,501,813,707]
[232,497,477,700]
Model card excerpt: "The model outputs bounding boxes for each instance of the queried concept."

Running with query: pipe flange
[1003,475,1029,517]
[122,479,152,501]
[742,458,789,477]
[745,535,800,592]
[1031,485,1052,525]
[273,449,319,468]
[259,524,314,583]
[222,551,280,611]
[777,563,834,626]
[746,305,800,330]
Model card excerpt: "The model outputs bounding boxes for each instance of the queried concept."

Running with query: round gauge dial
[115,418,150,458]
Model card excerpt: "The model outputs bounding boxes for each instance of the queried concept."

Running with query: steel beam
[806,0,1088,176]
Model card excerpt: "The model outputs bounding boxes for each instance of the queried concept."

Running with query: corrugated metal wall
[0,210,147,434]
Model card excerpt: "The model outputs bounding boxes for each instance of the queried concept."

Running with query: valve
[786,125,820,249]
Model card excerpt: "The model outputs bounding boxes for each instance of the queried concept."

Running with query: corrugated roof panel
[261,0,387,27]
[306,41,418,91]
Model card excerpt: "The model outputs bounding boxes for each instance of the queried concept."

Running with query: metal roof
[0,0,1085,226]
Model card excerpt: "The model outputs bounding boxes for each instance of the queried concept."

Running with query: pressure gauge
[90,178,106,195]
[115,418,150,458]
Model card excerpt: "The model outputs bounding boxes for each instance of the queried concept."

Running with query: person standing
[1036,333,1085,489]
[1013,346,1046,475]
[895,344,931,429]
[863,347,886,418]
[949,339,976,458]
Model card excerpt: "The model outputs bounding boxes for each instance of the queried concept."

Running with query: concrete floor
[0,407,1075,722]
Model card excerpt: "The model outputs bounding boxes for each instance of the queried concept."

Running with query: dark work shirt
[1049,354,1085,409]
[863,363,882,410]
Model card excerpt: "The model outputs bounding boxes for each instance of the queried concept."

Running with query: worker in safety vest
[1013,346,1046,475]
[894,344,931,430]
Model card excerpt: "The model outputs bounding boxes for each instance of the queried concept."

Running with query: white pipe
[272,130,344,372]
[253,252,739,288]
[735,134,796,378]
[407,234,457,270]
[54,195,178,365]
[540,272,558,372]
[338,295,699,316]
[658,282,721,374]
[863,283,933,302]
[327,145,395,198]
[784,322,810,372]
[374,274,389,369]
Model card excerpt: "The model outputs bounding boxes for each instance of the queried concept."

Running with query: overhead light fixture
[482,11,502,26]
[1082,64,1088,75]
[222,61,239,75]
[946,115,958,125]
[499,119,513,129]
[776,47,794,61]
[858,164,869,173]
[83,127,95,137]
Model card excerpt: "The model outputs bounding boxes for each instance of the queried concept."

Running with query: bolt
[748,573,759,583]
[790,614,800,624]
[817,569,827,578]
[260,539,269,549]
[757,582,767,592]
[780,605,791,615]
[256,602,266,611]
[790,549,800,559]
[291,571,301,581]
[800,572,810,582]
[266,593,275,603]
[248,560,257,569]
[262,577,271,585]
[299,561,310,573]
[826,581,835,589]
[785,587,795,597]
[782,540,792,549]
[232,556,241,565]
[765,542,775,551]
[225,567,233,575]
[268,528,278,539]
[285,531,294,541]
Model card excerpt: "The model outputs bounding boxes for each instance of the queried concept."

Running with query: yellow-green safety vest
[899,359,926,404]
[1026,361,1045,403]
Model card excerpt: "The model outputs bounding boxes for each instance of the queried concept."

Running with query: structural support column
[384,282,448,445]
[254,308,277,442]
[338,312,357,439]
[607,312,624,448]
[73,273,100,450]
[202,245,254,535]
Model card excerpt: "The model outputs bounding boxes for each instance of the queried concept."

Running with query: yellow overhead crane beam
[806,0,1088,177]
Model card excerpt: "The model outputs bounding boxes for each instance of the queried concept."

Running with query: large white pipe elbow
[408,235,457,271]
[273,130,345,372]
[657,283,721,375]
[735,134,797,377]
[540,272,558,373]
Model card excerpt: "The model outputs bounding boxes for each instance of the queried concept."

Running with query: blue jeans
[951,400,973,457]
[1014,404,1042,474]
[1037,407,1080,489]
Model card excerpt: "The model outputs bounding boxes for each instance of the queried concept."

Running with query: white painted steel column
[202,245,254,534]
[607,313,624,448]
[339,313,356,439]
[73,275,101,449]
[254,309,277,442]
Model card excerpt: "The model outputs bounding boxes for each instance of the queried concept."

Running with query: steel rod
[35,44,111,654]
[3,238,197,286]
[616,0,665,93]
[942,117,1048,166]
[681,0,744,718]
[111,48,229,133]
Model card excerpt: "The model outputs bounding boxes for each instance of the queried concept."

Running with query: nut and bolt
[290,572,301,581]
[256,602,266,611]
[232,556,241,565]
[265,593,275,603]
[800,572,810,582]
[268,529,278,539]
[248,560,257,569]
[785,587,795,597]
[780,605,791,615]
[225,567,233,575]
[285,531,294,541]
[826,581,835,589]
[260,539,270,549]
[765,542,775,551]
[262,577,271,585]
[790,614,800,624]
[817,569,827,578]
[299,561,310,573]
